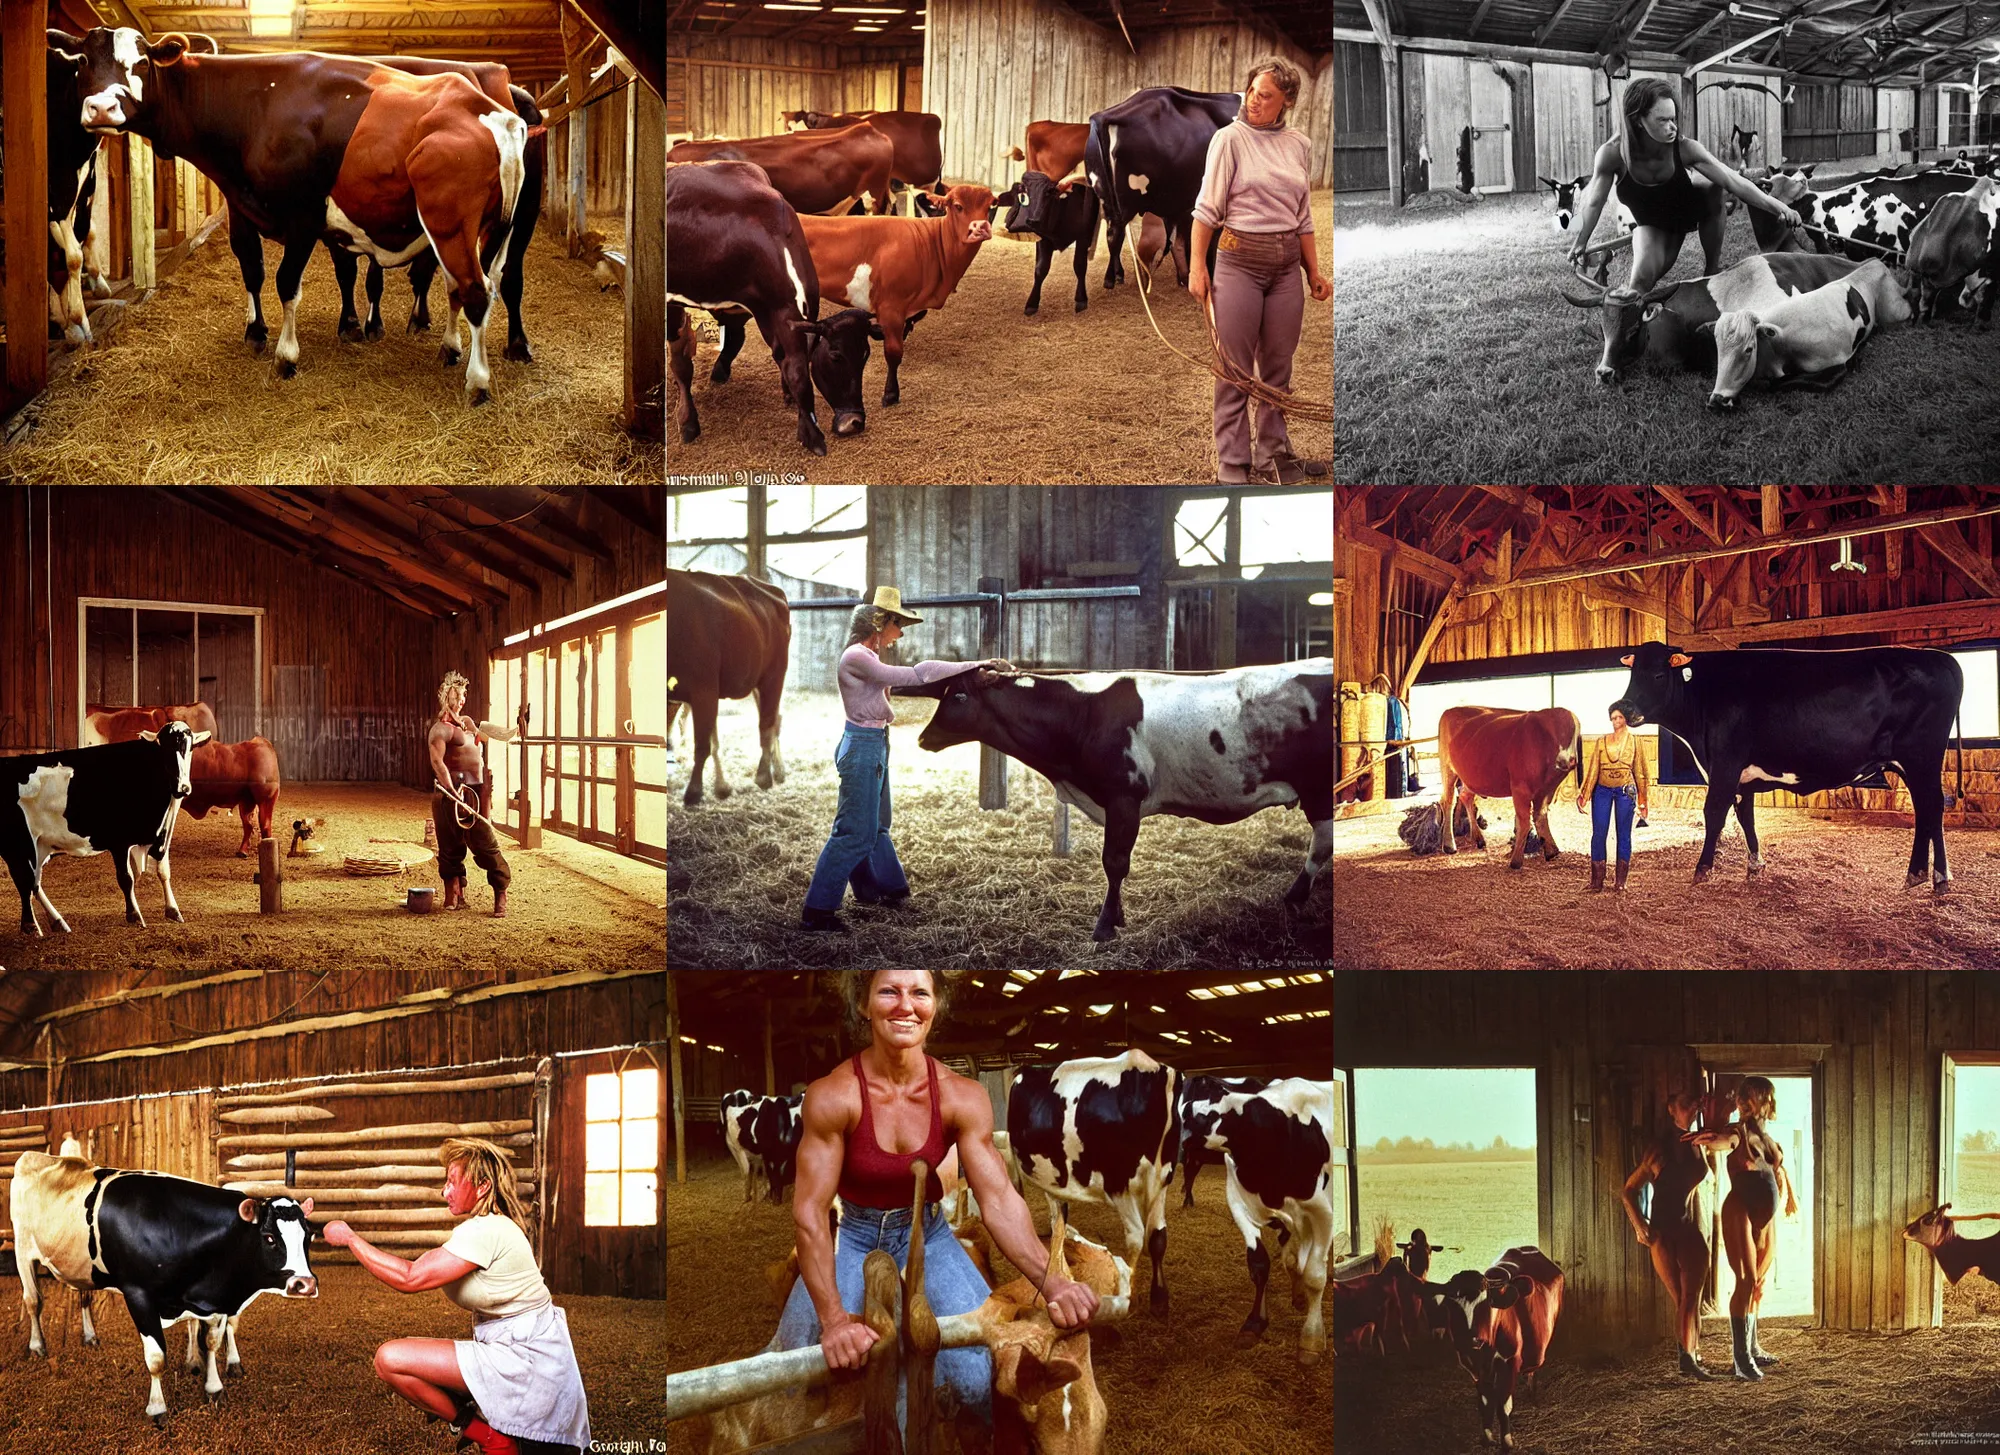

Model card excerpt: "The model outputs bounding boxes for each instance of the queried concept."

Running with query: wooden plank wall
[670,33,908,142]
[1338,972,1978,1347]
[1695,68,1785,163]
[545,1048,663,1298]
[584,84,630,219]
[1533,61,1598,185]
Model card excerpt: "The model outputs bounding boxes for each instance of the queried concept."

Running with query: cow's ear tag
[1680,667,1693,682]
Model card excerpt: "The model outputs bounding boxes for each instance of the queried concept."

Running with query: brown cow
[1007,119,1089,180]
[83,702,218,745]
[791,109,943,199]
[668,124,896,216]
[83,707,280,857]
[667,569,791,807]
[1435,706,1581,869]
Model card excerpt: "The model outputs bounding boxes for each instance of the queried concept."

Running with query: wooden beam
[1534,0,1584,48]
[584,486,662,535]
[431,493,577,577]
[2,2,51,417]
[1466,0,1497,40]
[522,490,613,559]
[286,492,509,607]
[1399,584,1462,700]
[1336,518,1463,590]
[667,971,686,1186]
[1357,0,1395,48]
[159,490,446,616]
[1681,595,2000,647]
[626,78,666,439]
[1916,523,2000,596]
[219,490,470,614]
[1655,485,1724,545]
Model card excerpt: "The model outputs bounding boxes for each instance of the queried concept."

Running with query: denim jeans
[773,1201,994,1433]
[1591,782,1636,863]
[804,725,910,912]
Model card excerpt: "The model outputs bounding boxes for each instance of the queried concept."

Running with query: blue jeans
[774,1201,994,1433]
[804,726,910,912]
[1591,783,1636,863]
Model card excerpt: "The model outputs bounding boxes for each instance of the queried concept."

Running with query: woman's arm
[1622,1147,1662,1243]
[1299,228,1329,302]
[322,1221,476,1293]
[1577,740,1600,810]
[1685,138,1798,220]
[842,648,981,690]
[951,1087,1099,1329]
[1190,219,1218,306]
[792,1080,879,1370]
[1565,141,1623,260]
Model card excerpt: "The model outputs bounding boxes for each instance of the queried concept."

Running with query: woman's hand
[1044,1276,1101,1330]
[1567,233,1594,267]
[1772,203,1801,229]
[321,1220,356,1249]
[821,1312,881,1371]
[1635,1226,1653,1249]
[1189,267,1212,308]
[1577,795,1588,814]
[1306,273,1331,303]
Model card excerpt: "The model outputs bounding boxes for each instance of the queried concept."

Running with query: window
[767,486,867,593]
[585,1067,660,1227]
[1555,667,1658,739]
[1353,1067,1539,1260]
[1242,491,1333,568]
[1175,496,1230,566]
[77,599,262,743]
[1951,648,2000,738]
[668,488,748,549]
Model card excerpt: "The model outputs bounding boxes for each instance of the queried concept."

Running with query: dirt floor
[5,783,664,979]
[0,1264,662,1453]
[1332,803,2000,970]
[0,229,662,485]
[666,692,1332,971]
[1338,1314,2000,1454]
[665,192,1332,486]
[667,1154,1332,1455]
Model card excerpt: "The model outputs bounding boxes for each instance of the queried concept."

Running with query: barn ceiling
[1337,1,2000,85]
[155,486,665,619]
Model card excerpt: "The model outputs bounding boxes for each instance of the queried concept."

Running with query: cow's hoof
[439,345,462,366]
[365,320,385,342]
[1298,1344,1324,1366]
[408,315,431,335]
[278,360,298,379]
[682,791,702,808]
[1544,848,1560,862]
[28,1346,45,1360]
[1693,867,1712,884]
[166,908,184,924]
[1092,924,1118,943]
[54,920,72,934]
[1024,303,1040,317]
[205,1389,223,1406]
[1507,860,1523,871]
[150,1414,167,1430]
[225,1362,243,1379]
[185,1360,204,1376]
[337,322,366,343]
[1238,1316,1267,1342]
[504,339,534,364]
[466,387,490,408]
[710,363,732,383]
[714,783,732,801]
[245,326,267,351]
[1441,844,1457,855]
[127,911,143,925]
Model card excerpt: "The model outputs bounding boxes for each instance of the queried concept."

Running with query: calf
[720,1090,804,1204]
[1424,1247,1565,1451]
[1539,174,1636,236]
[1699,256,1910,409]
[1435,706,1580,869]
[1175,1074,1268,1206]
[1904,176,2000,325]
[1333,1257,1412,1356]
[998,167,1101,315]
[1903,1203,2000,1288]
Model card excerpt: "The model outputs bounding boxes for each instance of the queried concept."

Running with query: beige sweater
[1192,119,1315,236]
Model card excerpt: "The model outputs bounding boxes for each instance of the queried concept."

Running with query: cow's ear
[1619,654,1635,667]
[298,1197,314,1217]
[46,29,85,58]
[1538,175,1555,189]
[1668,652,1693,667]
[1802,164,1817,178]
[238,1197,259,1223]
[148,32,189,65]
[138,729,159,743]
[1756,321,1783,341]
[1693,321,1714,338]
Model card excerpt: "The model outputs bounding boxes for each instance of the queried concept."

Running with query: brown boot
[492,887,509,919]
[1588,861,1606,892]
[1615,859,1630,892]
[441,878,464,911]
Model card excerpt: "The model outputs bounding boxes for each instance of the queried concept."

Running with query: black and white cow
[995,165,1101,315]
[45,45,106,349]
[897,659,1331,940]
[1614,642,1964,893]
[1176,1074,1269,1206]
[1,721,210,935]
[721,1090,804,1205]
[1201,1077,1336,1363]
[1084,85,1241,289]
[1008,1049,1180,1313]
[13,1149,318,1425]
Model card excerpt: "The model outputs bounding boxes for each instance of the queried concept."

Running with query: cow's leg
[8,852,42,936]
[1293,1203,1332,1363]
[157,849,184,924]
[1489,1356,1521,1450]
[1735,790,1763,876]
[1143,1168,1171,1314]
[1026,238,1054,315]
[362,258,387,340]
[754,665,785,789]
[681,692,725,806]
[183,1315,203,1374]
[1224,1173,1270,1340]
[329,246,366,342]
[669,306,700,443]
[407,249,436,334]
[1182,1157,1202,1207]
[116,844,146,927]
[1694,783,1735,882]
[271,234,318,380]
[223,1316,243,1377]
[1286,814,1332,905]
[1073,209,1096,312]
[1506,789,1532,870]
[1533,790,1560,862]
[29,849,70,934]
[201,1315,227,1403]
[712,314,747,383]
[879,311,907,406]
[236,801,258,857]
[76,1289,96,1348]
[1438,759,1461,853]
[125,1293,172,1425]
[228,205,269,352]
[1093,802,1140,941]
[17,1244,45,1357]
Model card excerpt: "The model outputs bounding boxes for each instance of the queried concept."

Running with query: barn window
[1933,1057,2000,1326]
[1241,491,1333,567]
[77,598,263,744]
[585,1067,660,1228]
[668,489,751,562]
[765,487,868,592]
[1949,647,2000,737]
[1174,496,1230,567]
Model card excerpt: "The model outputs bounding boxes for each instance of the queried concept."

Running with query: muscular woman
[1621,1090,1716,1378]
[1687,1077,1796,1380]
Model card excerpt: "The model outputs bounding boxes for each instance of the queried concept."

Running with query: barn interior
[1337,969,2000,1455]
[667,484,1334,971]
[0,1,666,480]
[2,484,666,977]
[1333,485,2000,970]
[664,969,1333,1455]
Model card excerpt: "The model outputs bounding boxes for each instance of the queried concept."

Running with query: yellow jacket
[1580,731,1650,801]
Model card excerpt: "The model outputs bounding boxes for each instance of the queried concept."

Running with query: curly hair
[845,605,893,649]
[832,970,957,1044]
[1244,57,1302,124]
[436,670,470,708]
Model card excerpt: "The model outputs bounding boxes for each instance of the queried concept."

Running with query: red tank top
[837,1054,947,1208]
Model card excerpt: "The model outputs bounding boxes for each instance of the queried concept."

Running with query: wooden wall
[668,33,912,142]
[1339,972,1990,1347]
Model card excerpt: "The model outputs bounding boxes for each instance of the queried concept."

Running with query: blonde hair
[1735,1077,1777,1122]
[437,670,470,708]
[845,605,892,649]
[440,1136,532,1230]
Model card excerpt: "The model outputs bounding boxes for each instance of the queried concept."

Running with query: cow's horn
[1559,288,1604,307]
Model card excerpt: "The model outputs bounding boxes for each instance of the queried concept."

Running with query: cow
[47,28,535,405]
[1008,1050,1180,1313]
[1423,1247,1565,1451]
[82,701,218,745]
[781,108,943,205]
[1730,123,1759,167]
[44,48,105,349]
[2,722,209,935]
[1751,168,1977,259]
[1560,250,1865,386]
[1905,176,2000,325]
[669,123,896,217]
[1175,1074,1268,1206]
[720,1090,804,1205]
[664,159,876,456]
[996,166,1102,315]
[1539,173,1636,236]
[1434,706,1580,869]
[1698,256,1911,410]
[1333,1256,1413,1356]
[1614,641,1964,893]
[13,1149,318,1425]
[896,660,1331,940]
[666,569,791,808]
[798,183,996,407]
[1085,85,1241,289]
[1903,1204,2000,1289]
[81,705,277,858]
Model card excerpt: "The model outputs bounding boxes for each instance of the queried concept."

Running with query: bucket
[405,886,436,915]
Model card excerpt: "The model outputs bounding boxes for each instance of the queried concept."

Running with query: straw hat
[870,586,923,625]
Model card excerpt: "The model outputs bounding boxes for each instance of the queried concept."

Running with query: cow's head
[929,184,996,246]
[239,1194,319,1298]
[138,720,210,798]
[1008,169,1089,237]
[48,27,192,134]
[1614,642,1694,728]
[1539,173,1587,231]
[1424,1268,1497,1363]
[1903,1203,1960,1253]
[1732,123,1759,165]
[796,306,877,438]
[899,667,1010,751]
[1694,307,1773,410]
[1559,276,1685,385]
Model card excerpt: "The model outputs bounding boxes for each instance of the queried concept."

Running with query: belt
[1218,227,1299,269]
[839,1200,941,1231]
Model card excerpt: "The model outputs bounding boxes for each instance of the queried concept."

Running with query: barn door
[1469,63,1515,193]
[1332,1069,1356,1255]
[1334,41,1389,191]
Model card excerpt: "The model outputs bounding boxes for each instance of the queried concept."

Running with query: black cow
[1614,642,1964,894]
[1,723,209,935]
[666,159,875,455]
[44,46,104,349]
[1176,1074,1268,1206]
[997,167,1101,314]
[13,1151,318,1425]
[721,1090,804,1205]
[1084,85,1240,289]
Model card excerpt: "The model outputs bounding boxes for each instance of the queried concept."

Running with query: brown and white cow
[1435,705,1581,869]
[666,569,791,807]
[1903,1203,2000,1287]
[669,123,897,217]
[1423,1246,1565,1451]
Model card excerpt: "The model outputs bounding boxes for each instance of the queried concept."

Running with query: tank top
[1649,1126,1708,1231]
[837,1054,947,1208]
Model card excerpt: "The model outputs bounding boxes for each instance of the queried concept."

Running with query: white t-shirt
[440,1213,550,1320]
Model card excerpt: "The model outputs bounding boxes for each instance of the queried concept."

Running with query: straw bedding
[0,229,661,485]
[666,1155,1332,1455]
[665,192,1332,485]
[666,692,1332,971]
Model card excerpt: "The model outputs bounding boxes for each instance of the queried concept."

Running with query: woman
[1566,78,1802,296]
[323,1137,591,1455]
[1621,1090,1717,1379]
[1686,1078,1796,1381]
[801,587,1005,933]
[776,970,1100,1441]
[1189,58,1330,485]
[1577,702,1650,892]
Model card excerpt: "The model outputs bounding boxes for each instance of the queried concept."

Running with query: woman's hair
[834,970,954,1043]
[436,670,469,708]
[1622,77,1678,148]
[1735,1076,1777,1120]
[440,1136,532,1230]
[1244,57,1302,121]
[845,605,891,649]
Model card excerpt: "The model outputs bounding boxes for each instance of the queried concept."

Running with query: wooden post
[977,575,1008,811]
[1216,499,1240,669]
[180,159,200,241]
[1359,0,1405,206]
[615,623,635,855]
[532,1057,552,1266]
[562,1,591,255]
[667,973,686,1184]
[257,836,281,914]
[624,79,665,438]
[2,2,50,412]
[763,1001,776,1097]
[1052,801,1071,857]
[129,136,157,290]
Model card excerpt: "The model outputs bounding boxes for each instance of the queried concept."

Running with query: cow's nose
[1707,393,1736,412]
[969,222,992,241]
[285,1275,318,1298]
[1595,365,1619,387]
[81,101,116,129]
[833,410,866,436]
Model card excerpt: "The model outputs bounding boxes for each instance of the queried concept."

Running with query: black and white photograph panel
[1336,970,2000,1455]
[1334,1,2000,483]
[665,969,1333,1455]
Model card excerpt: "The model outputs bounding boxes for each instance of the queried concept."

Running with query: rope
[1786,220,1905,262]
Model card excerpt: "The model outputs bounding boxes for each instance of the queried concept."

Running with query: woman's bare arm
[950,1083,1099,1329]
[1622,1145,1663,1242]
[793,1081,854,1328]
[1684,137,1797,219]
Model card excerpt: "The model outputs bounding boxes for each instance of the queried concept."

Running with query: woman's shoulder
[1593,135,1625,173]
[934,1062,993,1126]
[804,1063,862,1121]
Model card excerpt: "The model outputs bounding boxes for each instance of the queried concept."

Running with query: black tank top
[1649,1126,1708,1230]
[1620,136,1703,231]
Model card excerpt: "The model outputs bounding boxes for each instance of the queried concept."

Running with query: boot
[1749,1315,1779,1368]
[1679,1347,1716,1381]
[442,878,465,911]
[799,907,849,933]
[1588,861,1606,892]
[1614,858,1631,892]
[1730,1315,1763,1380]
[491,886,508,919]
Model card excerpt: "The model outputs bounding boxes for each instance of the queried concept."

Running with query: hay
[0,230,661,484]
[1334,803,2000,970]
[665,191,1332,484]
[0,1264,661,1453]
[666,692,1331,970]
[666,1154,1331,1455]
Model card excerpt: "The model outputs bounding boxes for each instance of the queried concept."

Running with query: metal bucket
[405,886,436,914]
